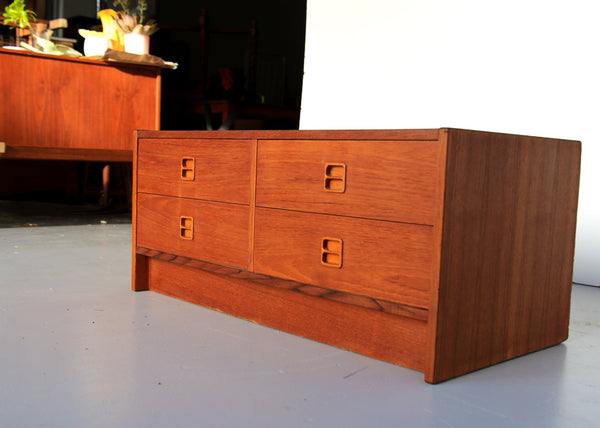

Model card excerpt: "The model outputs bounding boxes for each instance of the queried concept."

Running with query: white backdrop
[300,0,599,285]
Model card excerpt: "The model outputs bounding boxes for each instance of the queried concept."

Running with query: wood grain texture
[148,257,428,372]
[137,139,252,204]
[0,50,160,157]
[254,207,433,308]
[0,146,132,161]
[256,139,439,225]
[424,128,450,382]
[248,138,259,271]
[428,129,581,383]
[136,246,429,321]
[132,130,148,291]
[136,193,250,270]
[132,128,581,384]
[135,129,442,141]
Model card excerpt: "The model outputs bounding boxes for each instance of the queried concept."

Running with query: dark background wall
[156,1,306,108]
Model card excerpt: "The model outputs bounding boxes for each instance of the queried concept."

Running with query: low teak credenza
[132,128,580,383]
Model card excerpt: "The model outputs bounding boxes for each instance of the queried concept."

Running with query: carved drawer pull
[181,157,195,180]
[321,237,343,268]
[324,163,346,193]
[180,216,194,240]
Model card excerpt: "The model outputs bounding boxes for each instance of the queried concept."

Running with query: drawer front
[137,193,249,270]
[253,208,433,308]
[256,140,440,225]
[137,139,252,204]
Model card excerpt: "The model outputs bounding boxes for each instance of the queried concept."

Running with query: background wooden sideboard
[0,49,161,200]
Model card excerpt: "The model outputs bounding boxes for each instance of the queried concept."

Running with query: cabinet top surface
[135,128,581,144]
[136,129,444,141]
[0,47,163,72]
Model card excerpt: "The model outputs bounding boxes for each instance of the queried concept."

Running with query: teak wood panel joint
[132,128,581,383]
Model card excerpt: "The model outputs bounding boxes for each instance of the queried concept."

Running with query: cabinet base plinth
[147,258,428,375]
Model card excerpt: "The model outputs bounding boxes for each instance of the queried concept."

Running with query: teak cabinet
[132,129,581,383]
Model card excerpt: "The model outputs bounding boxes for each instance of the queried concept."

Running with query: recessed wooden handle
[324,163,346,193]
[321,237,343,268]
[180,216,194,240]
[181,157,195,180]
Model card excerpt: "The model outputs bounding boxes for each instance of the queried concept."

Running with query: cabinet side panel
[424,129,450,383]
[431,129,581,383]
[148,258,428,373]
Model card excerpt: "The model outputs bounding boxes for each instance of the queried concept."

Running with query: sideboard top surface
[0,47,164,72]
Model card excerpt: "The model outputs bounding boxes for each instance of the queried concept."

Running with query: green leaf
[2,0,36,29]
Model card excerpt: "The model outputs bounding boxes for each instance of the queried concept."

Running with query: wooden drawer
[256,140,440,225]
[253,207,433,308]
[137,139,252,204]
[137,193,250,270]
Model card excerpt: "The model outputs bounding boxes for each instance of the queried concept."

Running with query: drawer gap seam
[137,192,250,207]
[254,205,435,227]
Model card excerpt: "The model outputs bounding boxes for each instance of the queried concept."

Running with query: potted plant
[78,0,157,56]
[78,9,123,56]
[2,0,36,47]
[111,0,157,55]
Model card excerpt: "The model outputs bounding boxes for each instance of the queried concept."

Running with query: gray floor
[0,222,599,428]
